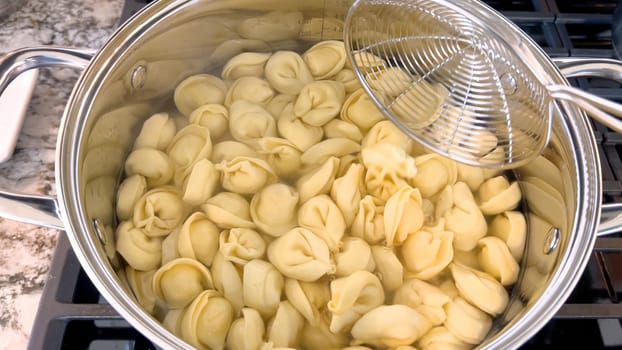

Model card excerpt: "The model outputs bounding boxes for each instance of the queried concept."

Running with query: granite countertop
[0,0,123,348]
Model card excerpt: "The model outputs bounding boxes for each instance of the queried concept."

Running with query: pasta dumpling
[488,211,527,261]
[418,326,471,350]
[456,163,486,192]
[443,182,487,251]
[178,158,219,206]
[174,74,227,116]
[166,124,212,170]
[350,304,432,348]
[132,187,185,237]
[334,237,376,277]
[371,245,404,292]
[411,154,458,198]
[216,156,277,194]
[341,88,387,132]
[300,314,350,350]
[250,183,299,237]
[449,263,509,316]
[478,176,522,215]
[225,76,275,107]
[328,270,385,333]
[179,289,234,350]
[351,195,385,244]
[229,100,277,144]
[266,301,305,348]
[361,143,417,180]
[331,163,366,226]
[116,221,162,271]
[297,156,340,203]
[189,104,229,140]
[393,279,451,326]
[211,252,244,315]
[133,112,176,151]
[278,103,324,152]
[384,186,425,246]
[254,137,302,178]
[443,297,492,345]
[297,195,346,252]
[333,69,362,93]
[125,267,157,314]
[478,236,519,285]
[243,259,284,319]
[365,67,413,97]
[227,308,265,350]
[294,80,345,126]
[402,229,454,281]
[302,40,347,79]
[267,94,296,118]
[177,212,219,267]
[300,138,360,167]
[124,148,174,188]
[222,52,271,80]
[211,140,257,163]
[267,227,334,281]
[116,174,147,221]
[284,278,330,325]
[361,120,412,153]
[323,119,363,143]
[219,228,266,265]
[152,257,213,309]
[201,192,256,229]
[265,51,314,94]
[364,163,413,205]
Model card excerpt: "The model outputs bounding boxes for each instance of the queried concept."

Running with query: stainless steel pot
[1,0,622,349]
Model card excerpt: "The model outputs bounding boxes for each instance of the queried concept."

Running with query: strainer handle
[549,57,622,133]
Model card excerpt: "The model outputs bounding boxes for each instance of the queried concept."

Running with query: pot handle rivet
[93,218,107,246]
[543,227,560,255]
[130,63,147,90]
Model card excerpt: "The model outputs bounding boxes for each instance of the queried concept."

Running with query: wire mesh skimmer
[344,0,622,169]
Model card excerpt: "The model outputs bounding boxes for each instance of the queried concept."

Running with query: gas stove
[27,0,622,349]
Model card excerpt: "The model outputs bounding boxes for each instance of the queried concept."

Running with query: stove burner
[27,0,622,349]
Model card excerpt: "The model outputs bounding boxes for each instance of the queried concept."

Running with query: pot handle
[598,203,622,236]
[0,47,95,230]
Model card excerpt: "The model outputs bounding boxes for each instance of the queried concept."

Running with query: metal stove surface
[27,0,622,349]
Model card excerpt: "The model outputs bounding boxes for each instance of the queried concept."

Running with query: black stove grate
[27,0,622,349]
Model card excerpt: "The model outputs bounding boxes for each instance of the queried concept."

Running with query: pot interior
[59,0,602,349]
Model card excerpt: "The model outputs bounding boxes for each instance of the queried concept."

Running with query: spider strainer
[344,0,622,169]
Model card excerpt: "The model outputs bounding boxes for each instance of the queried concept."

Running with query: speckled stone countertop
[0,1,123,348]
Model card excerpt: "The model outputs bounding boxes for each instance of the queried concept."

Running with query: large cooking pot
[2,0,622,349]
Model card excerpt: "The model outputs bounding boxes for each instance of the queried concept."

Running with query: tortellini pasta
[243,259,284,319]
[124,148,174,188]
[219,228,266,265]
[132,187,185,237]
[267,227,334,281]
[334,237,375,277]
[152,257,213,309]
[294,80,345,126]
[302,40,347,79]
[225,76,275,107]
[250,183,299,237]
[179,289,234,350]
[189,104,229,140]
[265,51,314,94]
[216,156,277,194]
[350,305,432,348]
[133,112,176,151]
[202,192,256,229]
[328,271,385,333]
[222,52,271,80]
[297,195,346,251]
[174,74,227,116]
[229,100,277,144]
[115,42,528,350]
[227,308,265,350]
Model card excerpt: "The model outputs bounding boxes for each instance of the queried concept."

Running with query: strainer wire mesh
[345,0,551,168]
